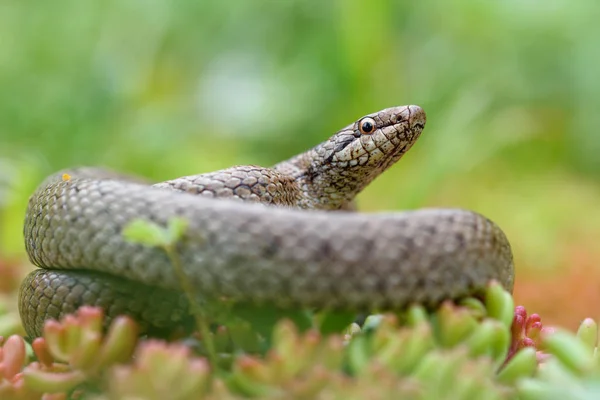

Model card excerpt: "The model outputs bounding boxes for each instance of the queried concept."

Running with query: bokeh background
[2,0,600,329]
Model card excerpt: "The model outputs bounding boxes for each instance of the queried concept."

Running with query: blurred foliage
[2,1,600,324]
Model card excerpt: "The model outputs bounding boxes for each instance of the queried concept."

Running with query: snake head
[295,105,426,208]
[272,105,426,209]
[325,105,426,170]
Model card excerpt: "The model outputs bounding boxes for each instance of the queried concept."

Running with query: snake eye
[358,117,376,135]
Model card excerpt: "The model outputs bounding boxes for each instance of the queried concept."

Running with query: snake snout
[407,105,426,131]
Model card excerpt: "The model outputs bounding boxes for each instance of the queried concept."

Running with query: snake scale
[19,105,514,337]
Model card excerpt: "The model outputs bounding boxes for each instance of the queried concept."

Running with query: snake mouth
[406,105,427,133]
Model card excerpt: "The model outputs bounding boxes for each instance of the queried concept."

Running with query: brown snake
[19,105,514,337]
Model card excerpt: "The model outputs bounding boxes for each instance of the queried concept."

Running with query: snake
[18,105,515,338]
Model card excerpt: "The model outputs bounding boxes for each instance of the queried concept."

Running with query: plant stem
[165,244,218,369]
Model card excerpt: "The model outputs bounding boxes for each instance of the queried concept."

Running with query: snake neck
[273,146,394,210]
[272,151,357,210]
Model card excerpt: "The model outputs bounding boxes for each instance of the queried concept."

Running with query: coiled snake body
[19,105,514,337]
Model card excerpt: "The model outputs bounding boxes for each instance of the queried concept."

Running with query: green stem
[165,244,218,370]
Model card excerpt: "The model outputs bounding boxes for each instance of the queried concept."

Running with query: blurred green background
[2,0,600,326]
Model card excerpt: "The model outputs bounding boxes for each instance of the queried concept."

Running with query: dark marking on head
[324,135,355,164]
[333,135,356,155]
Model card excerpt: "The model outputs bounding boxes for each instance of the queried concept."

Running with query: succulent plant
[0,307,138,399]
[4,277,586,399]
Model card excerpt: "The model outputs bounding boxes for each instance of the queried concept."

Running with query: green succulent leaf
[497,347,538,385]
[485,282,515,329]
[576,318,598,351]
[543,330,595,375]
